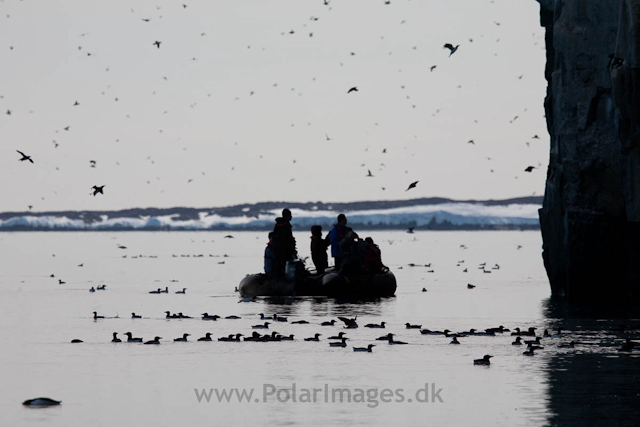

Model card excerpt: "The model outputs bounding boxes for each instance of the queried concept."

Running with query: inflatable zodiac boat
[238,265,397,298]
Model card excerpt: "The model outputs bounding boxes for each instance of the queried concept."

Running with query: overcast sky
[1,0,547,212]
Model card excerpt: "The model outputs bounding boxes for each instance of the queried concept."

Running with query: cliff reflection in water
[542,298,640,427]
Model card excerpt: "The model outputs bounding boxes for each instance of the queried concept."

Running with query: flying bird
[347,87,358,93]
[153,41,161,48]
[90,185,105,196]
[405,181,418,191]
[16,150,34,163]
[430,65,437,72]
[524,166,536,172]
[443,43,459,56]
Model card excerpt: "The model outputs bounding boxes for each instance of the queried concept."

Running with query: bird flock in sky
[5,0,546,212]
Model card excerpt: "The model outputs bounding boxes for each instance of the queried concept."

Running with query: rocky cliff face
[537,0,640,300]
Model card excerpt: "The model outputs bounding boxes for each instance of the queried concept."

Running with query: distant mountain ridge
[0,196,542,222]
[0,197,542,231]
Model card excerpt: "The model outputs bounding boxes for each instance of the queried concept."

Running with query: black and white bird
[144,336,162,345]
[174,333,190,342]
[443,43,459,56]
[124,332,143,342]
[353,344,376,352]
[473,355,492,365]
[90,185,105,196]
[338,316,358,329]
[23,398,61,406]
[16,150,34,163]
[405,181,418,191]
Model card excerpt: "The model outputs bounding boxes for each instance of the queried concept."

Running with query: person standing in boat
[339,230,366,274]
[328,214,352,270]
[264,232,276,277]
[362,237,384,273]
[310,225,330,274]
[271,208,297,277]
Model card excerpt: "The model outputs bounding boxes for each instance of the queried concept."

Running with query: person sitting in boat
[362,237,384,273]
[272,208,297,277]
[328,214,352,270]
[339,230,366,275]
[264,232,276,277]
[310,225,330,274]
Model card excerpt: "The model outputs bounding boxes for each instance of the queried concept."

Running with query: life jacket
[363,243,383,271]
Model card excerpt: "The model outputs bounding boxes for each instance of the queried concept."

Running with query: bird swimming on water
[201,313,220,321]
[131,313,142,319]
[321,319,336,326]
[327,332,348,340]
[273,314,288,322]
[473,355,492,365]
[23,398,61,406]
[144,336,162,345]
[304,333,321,341]
[124,332,143,342]
[174,333,190,342]
[198,333,213,342]
[376,333,394,341]
[111,332,122,343]
[175,288,186,294]
[329,338,348,347]
[353,344,376,352]
[93,311,104,319]
[364,322,385,329]
[338,316,358,329]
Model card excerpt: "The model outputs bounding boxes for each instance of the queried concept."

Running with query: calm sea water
[1,231,638,426]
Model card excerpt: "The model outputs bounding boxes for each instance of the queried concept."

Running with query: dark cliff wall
[537,0,640,300]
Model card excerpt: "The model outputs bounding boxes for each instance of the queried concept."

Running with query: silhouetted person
[310,225,330,274]
[264,232,276,277]
[339,230,366,275]
[328,214,352,270]
[362,237,383,273]
[271,208,297,277]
